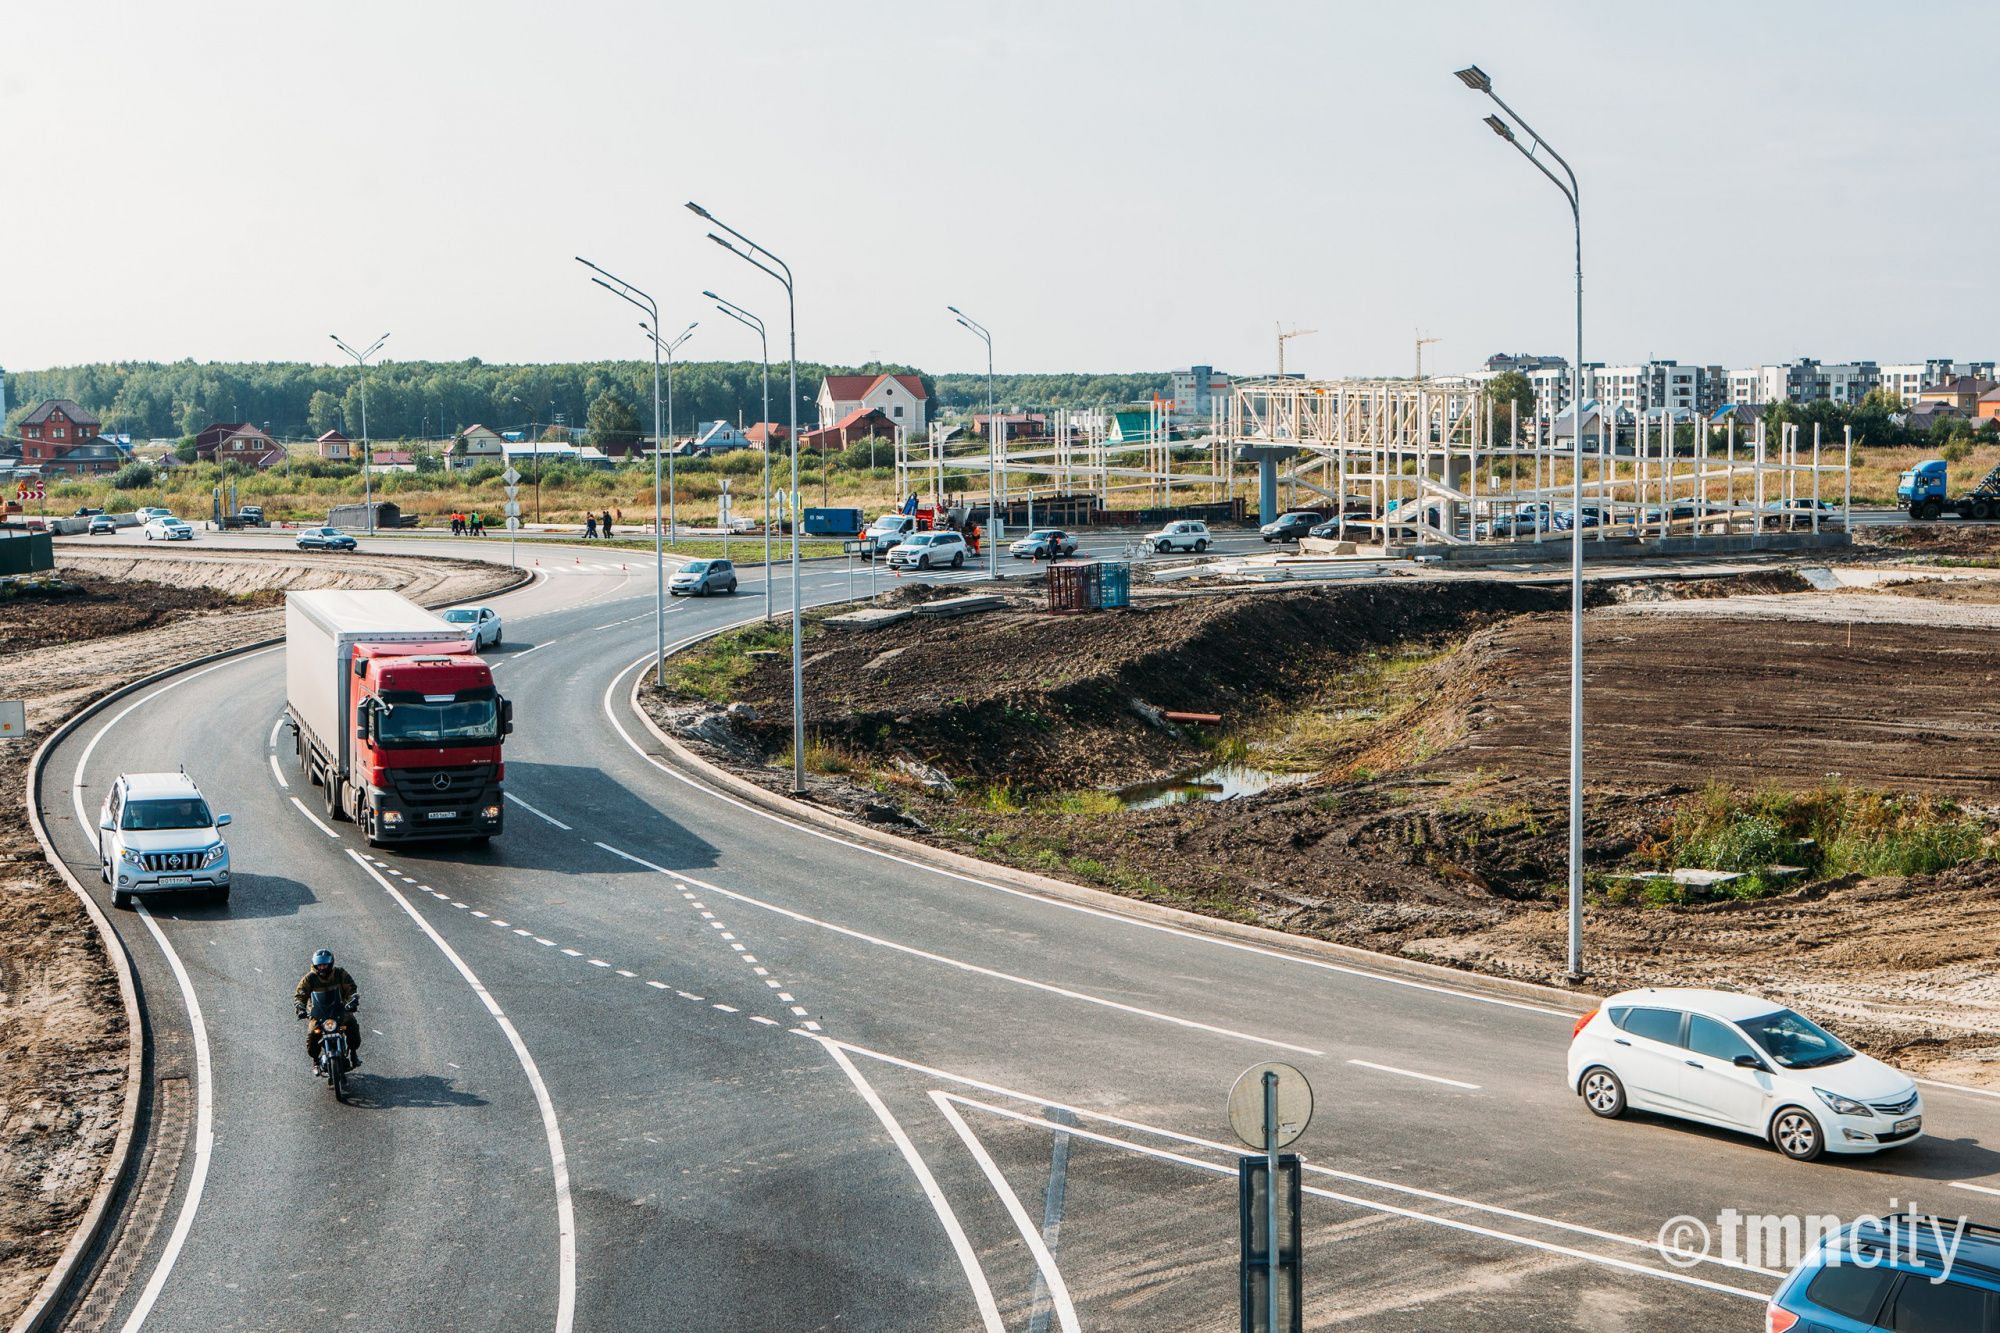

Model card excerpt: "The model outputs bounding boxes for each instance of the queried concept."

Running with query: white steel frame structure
[1226,377,1851,548]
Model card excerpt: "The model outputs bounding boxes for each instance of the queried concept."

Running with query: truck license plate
[426,811,457,820]
[158,876,192,886]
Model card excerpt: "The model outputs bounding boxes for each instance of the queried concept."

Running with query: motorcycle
[299,989,358,1101]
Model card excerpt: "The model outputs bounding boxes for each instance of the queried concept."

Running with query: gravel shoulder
[0,548,518,1326]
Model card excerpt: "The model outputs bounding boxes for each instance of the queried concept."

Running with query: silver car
[98,772,232,908]
[1143,520,1211,553]
[441,606,504,648]
[670,558,739,596]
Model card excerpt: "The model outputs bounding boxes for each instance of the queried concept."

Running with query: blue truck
[1898,459,2000,520]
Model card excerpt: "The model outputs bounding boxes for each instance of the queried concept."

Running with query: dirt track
[0,548,519,1325]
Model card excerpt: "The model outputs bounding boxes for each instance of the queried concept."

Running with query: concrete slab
[913,594,1007,618]
[825,607,913,630]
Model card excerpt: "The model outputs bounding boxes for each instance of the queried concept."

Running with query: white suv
[98,772,233,908]
[1144,520,1211,553]
[1567,987,1921,1161]
[886,531,969,570]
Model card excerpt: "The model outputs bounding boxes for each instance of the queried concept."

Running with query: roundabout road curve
[40,536,2000,1331]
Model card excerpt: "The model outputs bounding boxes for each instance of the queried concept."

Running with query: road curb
[6,558,531,1333]
[626,625,1600,1018]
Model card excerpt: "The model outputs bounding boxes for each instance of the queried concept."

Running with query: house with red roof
[816,373,926,435]
[799,407,899,453]
[743,422,789,449]
[214,424,285,469]
[316,429,352,460]
[18,400,104,466]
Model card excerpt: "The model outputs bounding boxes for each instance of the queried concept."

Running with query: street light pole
[1456,63,1586,980]
[686,201,805,796]
[330,332,389,534]
[706,291,773,623]
[641,321,697,543]
[578,258,670,686]
[948,307,999,578]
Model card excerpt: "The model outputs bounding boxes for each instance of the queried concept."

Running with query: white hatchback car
[886,531,969,570]
[1568,987,1921,1161]
[1143,520,1211,553]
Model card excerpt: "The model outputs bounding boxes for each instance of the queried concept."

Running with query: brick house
[816,373,927,433]
[799,407,898,453]
[192,421,249,459]
[214,425,285,468]
[18,400,103,466]
[43,437,132,475]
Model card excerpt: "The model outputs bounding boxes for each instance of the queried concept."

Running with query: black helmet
[312,949,334,968]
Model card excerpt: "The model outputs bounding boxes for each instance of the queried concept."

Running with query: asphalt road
[38,536,2000,1331]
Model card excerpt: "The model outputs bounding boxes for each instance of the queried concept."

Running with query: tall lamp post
[640,320,698,542]
[685,200,805,796]
[576,258,670,686]
[705,290,774,623]
[1455,63,1586,980]
[948,307,999,579]
[330,332,389,534]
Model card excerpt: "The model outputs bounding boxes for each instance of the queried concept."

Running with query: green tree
[174,436,199,463]
[586,388,640,451]
[110,462,155,490]
[307,389,343,436]
[412,445,443,475]
[1482,371,1537,438]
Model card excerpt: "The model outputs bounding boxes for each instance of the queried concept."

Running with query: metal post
[707,293,772,622]
[1263,1070,1280,1333]
[688,203,806,794]
[330,332,389,535]
[949,307,998,578]
[1456,64,1588,980]
[576,259,670,686]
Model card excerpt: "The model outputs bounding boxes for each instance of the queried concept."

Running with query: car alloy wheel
[1771,1108,1823,1161]
[1580,1067,1626,1118]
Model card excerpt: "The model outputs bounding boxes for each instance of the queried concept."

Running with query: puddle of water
[1118,762,1305,810]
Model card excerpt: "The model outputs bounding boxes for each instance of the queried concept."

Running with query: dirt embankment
[650,568,2000,1077]
[0,549,520,1325]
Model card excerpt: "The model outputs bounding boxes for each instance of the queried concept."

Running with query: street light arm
[710,298,765,337]
[708,235,790,293]
[579,258,661,323]
[696,209,794,290]
[1502,133,1578,216]
[590,274,658,325]
[1484,89,1578,201]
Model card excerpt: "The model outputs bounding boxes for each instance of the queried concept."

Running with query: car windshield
[375,689,501,746]
[678,561,710,573]
[441,609,478,623]
[1028,530,1058,540]
[122,797,214,831]
[1737,1008,1855,1069]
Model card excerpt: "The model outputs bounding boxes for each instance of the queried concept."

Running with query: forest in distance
[2,358,1174,442]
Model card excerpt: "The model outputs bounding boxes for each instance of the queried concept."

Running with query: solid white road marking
[506,792,572,830]
[1921,1078,2000,1102]
[931,1093,1082,1333]
[346,850,577,1333]
[1951,1181,2000,1198]
[812,1038,1004,1332]
[1346,1059,1481,1091]
[813,1034,1784,1282]
[116,904,215,1333]
[593,842,1317,1056]
[600,651,1573,1021]
[268,754,289,789]
[946,1091,1771,1303]
[288,797,341,838]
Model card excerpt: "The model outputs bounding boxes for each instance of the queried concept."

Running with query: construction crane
[1414,332,1442,381]
[1276,323,1316,378]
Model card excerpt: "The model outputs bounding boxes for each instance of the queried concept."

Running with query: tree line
[2,359,1172,442]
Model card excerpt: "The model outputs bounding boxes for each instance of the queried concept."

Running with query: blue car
[296,526,359,551]
[1768,1213,2000,1331]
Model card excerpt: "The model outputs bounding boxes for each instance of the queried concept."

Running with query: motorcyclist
[294,948,362,1071]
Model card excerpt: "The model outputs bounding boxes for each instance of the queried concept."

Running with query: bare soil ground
[648,557,2000,1079]
[0,548,518,1325]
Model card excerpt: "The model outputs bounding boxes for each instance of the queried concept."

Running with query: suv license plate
[1895,1117,1921,1136]
[426,811,457,820]
[158,876,192,886]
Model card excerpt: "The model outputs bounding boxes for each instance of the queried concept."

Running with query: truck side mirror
[500,698,514,735]
[355,700,371,740]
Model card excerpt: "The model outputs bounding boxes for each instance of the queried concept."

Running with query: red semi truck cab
[350,642,511,843]
[285,589,512,848]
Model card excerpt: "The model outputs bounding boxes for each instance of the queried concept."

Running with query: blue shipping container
[803,507,864,536]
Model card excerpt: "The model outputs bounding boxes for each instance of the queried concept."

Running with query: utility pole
[1415,332,1442,382]
[1275,324,1316,378]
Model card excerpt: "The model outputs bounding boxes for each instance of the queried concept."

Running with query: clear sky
[10,0,1989,379]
